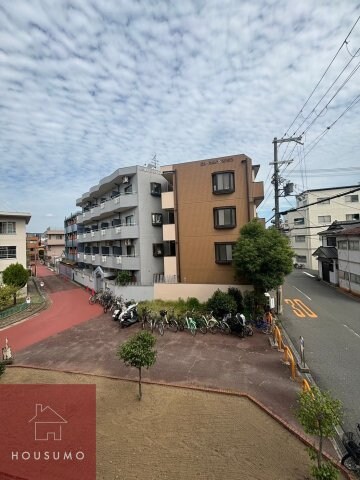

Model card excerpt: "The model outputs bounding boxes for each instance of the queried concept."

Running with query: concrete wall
[0,215,28,272]
[154,282,253,302]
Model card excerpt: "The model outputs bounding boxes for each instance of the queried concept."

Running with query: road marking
[343,324,360,339]
[284,298,318,318]
[303,272,316,278]
[292,286,312,301]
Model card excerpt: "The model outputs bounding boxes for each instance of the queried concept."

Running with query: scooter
[229,313,254,338]
[113,300,139,328]
[341,423,360,471]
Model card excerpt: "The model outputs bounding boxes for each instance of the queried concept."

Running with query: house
[0,211,31,282]
[283,186,360,269]
[336,225,360,296]
[43,227,65,267]
[313,220,360,285]
[29,403,67,441]
[74,164,167,291]
[156,153,264,299]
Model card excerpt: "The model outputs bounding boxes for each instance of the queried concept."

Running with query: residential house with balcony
[0,211,31,281]
[43,227,65,266]
[158,154,264,298]
[283,186,360,270]
[64,212,82,262]
[337,225,360,296]
[75,165,167,290]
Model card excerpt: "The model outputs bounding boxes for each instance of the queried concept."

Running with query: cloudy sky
[1,0,359,232]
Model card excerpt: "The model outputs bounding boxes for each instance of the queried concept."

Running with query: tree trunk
[318,427,323,468]
[138,367,142,400]
[13,292,17,305]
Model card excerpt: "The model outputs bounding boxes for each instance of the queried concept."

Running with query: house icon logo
[29,403,67,441]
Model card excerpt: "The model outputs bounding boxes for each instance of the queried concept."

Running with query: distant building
[159,154,264,286]
[336,225,360,296]
[283,186,360,270]
[43,227,65,266]
[0,211,31,280]
[26,233,43,275]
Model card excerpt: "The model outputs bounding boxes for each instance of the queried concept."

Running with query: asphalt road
[282,270,360,433]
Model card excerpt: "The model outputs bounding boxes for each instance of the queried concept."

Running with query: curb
[6,364,353,479]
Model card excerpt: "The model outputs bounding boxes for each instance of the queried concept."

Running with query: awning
[312,246,338,259]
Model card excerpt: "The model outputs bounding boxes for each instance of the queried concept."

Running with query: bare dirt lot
[1,367,348,480]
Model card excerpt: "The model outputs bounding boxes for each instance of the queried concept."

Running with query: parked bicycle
[159,309,178,333]
[179,311,197,336]
[341,423,360,471]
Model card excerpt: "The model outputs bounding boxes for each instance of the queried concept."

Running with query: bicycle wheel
[168,319,178,333]
[89,296,95,305]
[221,322,231,335]
[190,322,197,336]
[158,322,164,336]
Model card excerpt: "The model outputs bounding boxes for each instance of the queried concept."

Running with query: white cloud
[0,0,359,231]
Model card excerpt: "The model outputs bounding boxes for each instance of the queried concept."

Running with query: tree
[2,263,29,305]
[0,285,18,310]
[233,219,294,295]
[297,386,342,479]
[115,270,131,286]
[117,331,157,400]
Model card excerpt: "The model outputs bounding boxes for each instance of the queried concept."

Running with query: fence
[0,303,30,320]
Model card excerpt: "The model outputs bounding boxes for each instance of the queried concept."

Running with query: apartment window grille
[151,213,163,226]
[153,243,164,257]
[296,255,307,263]
[212,171,235,194]
[346,214,360,221]
[213,207,236,229]
[295,235,306,243]
[0,222,16,234]
[214,243,235,264]
[317,197,330,204]
[349,240,360,251]
[0,246,16,259]
[337,240,347,250]
[326,237,336,247]
[150,182,162,197]
[318,215,331,223]
[294,218,305,225]
[345,195,359,203]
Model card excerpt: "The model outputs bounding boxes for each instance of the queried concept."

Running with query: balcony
[252,181,264,207]
[77,224,139,243]
[77,193,138,224]
[161,191,174,210]
[163,224,176,241]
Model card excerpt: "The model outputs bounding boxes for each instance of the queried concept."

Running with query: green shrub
[0,362,5,377]
[115,271,131,286]
[227,288,244,312]
[186,297,201,311]
[206,290,237,318]
[310,461,338,480]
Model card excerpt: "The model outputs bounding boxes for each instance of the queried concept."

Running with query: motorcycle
[112,300,139,328]
[228,313,254,338]
[294,263,304,269]
[341,423,360,471]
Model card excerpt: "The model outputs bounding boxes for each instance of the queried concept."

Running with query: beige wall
[154,282,253,302]
[0,215,28,273]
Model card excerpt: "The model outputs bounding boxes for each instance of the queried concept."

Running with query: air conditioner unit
[124,239,132,246]
[122,176,129,184]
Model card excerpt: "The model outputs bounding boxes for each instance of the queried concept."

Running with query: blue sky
[0,0,359,232]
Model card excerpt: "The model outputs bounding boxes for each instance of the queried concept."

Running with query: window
[345,195,359,203]
[124,184,133,194]
[0,246,16,258]
[349,240,360,251]
[153,243,164,257]
[113,246,122,256]
[151,213,163,226]
[350,273,360,284]
[296,255,307,263]
[294,218,305,225]
[150,182,162,196]
[295,235,306,243]
[0,222,16,234]
[318,215,331,223]
[163,241,176,256]
[212,171,235,194]
[101,246,109,255]
[125,215,134,226]
[213,207,236,229]
[339,270,349,280]
[346,214,360,221]
[215,243,235,264]
[326,237,336,247]
[55,234,63,240]
[337,240,347,250]
[317,197,330,204]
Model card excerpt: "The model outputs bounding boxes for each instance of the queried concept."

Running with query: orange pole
[283,346,297,380]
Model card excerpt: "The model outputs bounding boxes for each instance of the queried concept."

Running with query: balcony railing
[77,224,139,243]
[77,192,138,223]
[77,252,140,270]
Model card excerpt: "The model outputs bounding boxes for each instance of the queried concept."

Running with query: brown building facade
[161,154,264,285]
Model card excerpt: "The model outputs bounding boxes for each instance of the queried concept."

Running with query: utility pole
[271,135,302,314]
[272,136,303,230]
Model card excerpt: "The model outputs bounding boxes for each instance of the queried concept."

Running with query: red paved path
[0,265,102,352]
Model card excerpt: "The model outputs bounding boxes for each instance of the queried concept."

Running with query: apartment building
[160,154,264,285]
[26,233,43,274]
[283,186,360,270]
[0,211,31,278]
[75,165,167,289]
[64,212,82,262]
[43,227,65,266]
